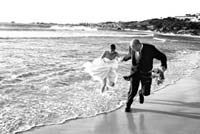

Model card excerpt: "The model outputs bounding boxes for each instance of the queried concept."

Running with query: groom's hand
[123,76,131,81]
[161,66,167,72]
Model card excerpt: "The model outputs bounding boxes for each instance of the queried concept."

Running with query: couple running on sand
[84,39,167,112]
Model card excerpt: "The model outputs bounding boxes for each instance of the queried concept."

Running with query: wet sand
[22,68,200,134]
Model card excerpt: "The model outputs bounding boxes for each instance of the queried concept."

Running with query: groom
[122,39,167,112]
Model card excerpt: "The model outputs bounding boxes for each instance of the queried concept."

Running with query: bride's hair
[110,44,116,51]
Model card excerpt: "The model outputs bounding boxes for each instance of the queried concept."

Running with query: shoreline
[21,65,200,134]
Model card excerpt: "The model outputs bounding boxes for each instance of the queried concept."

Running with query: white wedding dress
[83,57,119,87]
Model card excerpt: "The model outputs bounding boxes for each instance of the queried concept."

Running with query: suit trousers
[126,71,152,108]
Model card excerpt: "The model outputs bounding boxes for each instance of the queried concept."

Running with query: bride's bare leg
[101,78,107,93]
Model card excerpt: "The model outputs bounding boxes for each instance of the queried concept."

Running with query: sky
[0,0,199,24]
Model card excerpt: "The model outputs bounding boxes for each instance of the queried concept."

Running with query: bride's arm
[101,51,108,63]
[121,46,131,62]
[101,51,107,59]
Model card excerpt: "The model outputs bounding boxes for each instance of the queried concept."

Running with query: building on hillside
[175,13,200,22]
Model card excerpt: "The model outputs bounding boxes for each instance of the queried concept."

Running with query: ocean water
[0,27,200,134]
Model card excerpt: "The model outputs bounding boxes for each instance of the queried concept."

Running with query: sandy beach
[21,66,200,134]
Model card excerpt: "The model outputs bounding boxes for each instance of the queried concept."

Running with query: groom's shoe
[139,90,144,104]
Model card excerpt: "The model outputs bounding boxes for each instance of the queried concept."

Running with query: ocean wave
[0,28,153,39]
[154,32,200,42]
[153,37,167,42]
[50,25,98,31]
[155,32,200,38]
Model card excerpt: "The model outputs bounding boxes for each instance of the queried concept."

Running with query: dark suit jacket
[123,43,167,73]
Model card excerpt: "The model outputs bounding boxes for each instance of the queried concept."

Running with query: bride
[84,44,120,93]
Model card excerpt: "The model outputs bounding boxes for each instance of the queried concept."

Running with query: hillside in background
[80,13,200,35]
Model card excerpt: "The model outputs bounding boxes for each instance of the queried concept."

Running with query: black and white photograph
[0,0,200,134]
